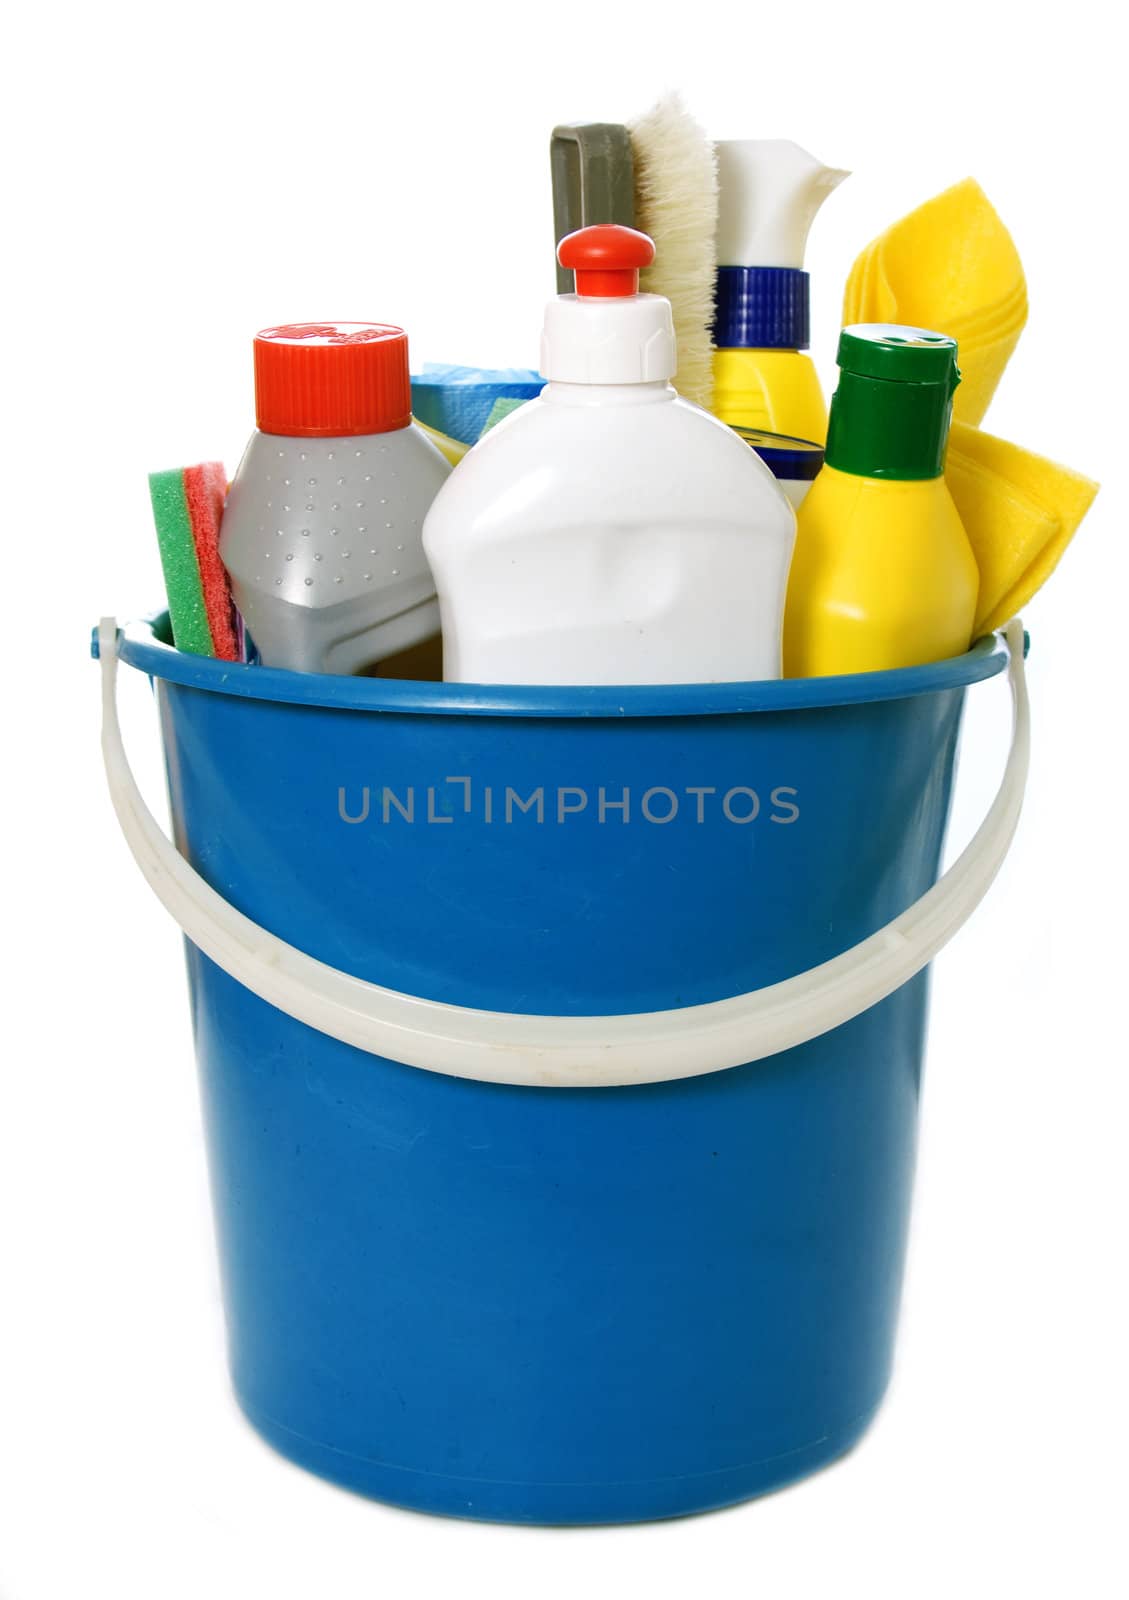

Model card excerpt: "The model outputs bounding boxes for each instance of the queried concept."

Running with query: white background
[3,3,1126,1596]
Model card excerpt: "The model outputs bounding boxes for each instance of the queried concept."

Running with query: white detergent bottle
[221,322,450,674]
[423,225,796,686]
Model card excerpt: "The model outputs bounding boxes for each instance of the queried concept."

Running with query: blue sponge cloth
[410,363,544,445]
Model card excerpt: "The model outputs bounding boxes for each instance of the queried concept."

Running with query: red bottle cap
[253,322,412,438]
[557,225,656,298]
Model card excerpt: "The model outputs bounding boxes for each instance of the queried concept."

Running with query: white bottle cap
[541,225,677,385]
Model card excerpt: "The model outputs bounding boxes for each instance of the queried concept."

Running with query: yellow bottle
[713,348,829,442]
[784,325,979,677]
[712,141,849,442]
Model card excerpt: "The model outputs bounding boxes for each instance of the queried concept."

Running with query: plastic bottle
[712,141,848,441]
[783,324,980,677]
[221,323,450,675]
[422,225,796,686]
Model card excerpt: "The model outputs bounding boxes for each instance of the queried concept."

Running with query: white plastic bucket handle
[99,618,1029,1089]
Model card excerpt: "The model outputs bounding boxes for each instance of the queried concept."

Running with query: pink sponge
[184,463,238,660]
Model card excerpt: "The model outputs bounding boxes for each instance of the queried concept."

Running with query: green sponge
[479,396,528,436]
[149,463,239,659]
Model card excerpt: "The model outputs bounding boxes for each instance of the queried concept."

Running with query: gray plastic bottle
[221,322,450,675]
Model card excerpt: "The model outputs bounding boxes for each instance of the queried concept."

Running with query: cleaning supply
[733,429,825,510]
[842,179,1098,625]
[628,93,718,411]
[713,140,848,440]
[784,325,978,677]
[423,224,796,687]
[410,364,545,446]
[947,420,1098,634]
[98,609,1029,1523]
[416,420,470,467]
[149,462,239,660]
[220,322,450,675]
[479,396,527,434]
[551,123,635,293]
[843,178,1026,427]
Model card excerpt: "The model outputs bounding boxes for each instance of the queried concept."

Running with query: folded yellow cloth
[841,179,1098,636]
[843,178,1027,426]
[946,421,1098,635]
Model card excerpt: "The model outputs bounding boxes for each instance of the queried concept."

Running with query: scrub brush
[628,92,718,410]
[148,462,239,660]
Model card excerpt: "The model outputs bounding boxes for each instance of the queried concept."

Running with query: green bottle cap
[825,323,961,481]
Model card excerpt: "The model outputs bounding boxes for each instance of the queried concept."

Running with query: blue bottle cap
[733,427,825,481]
[713,266,810,350]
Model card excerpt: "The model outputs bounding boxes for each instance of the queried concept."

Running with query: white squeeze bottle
[221,322,450,674]
[423,226,796,685]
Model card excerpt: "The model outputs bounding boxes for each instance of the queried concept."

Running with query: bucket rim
[94,612,1011,719]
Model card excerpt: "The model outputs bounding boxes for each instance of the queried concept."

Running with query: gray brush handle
[550,123,635,292]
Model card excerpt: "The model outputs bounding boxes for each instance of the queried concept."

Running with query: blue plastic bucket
[97,614,1026,1523]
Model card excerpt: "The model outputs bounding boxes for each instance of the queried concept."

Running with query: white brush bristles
[629,93,719,411]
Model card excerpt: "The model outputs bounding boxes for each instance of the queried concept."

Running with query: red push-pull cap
[557,224,656,297]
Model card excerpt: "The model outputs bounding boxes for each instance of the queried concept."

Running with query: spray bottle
[712,140,848,441]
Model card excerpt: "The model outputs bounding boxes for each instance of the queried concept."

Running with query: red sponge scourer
[149,462,239,660]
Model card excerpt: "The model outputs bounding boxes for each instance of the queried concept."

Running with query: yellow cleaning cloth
[843,178,1027,426]
[416,420,471,468]
[842,179,1098,632]
[947,421,1098,635]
